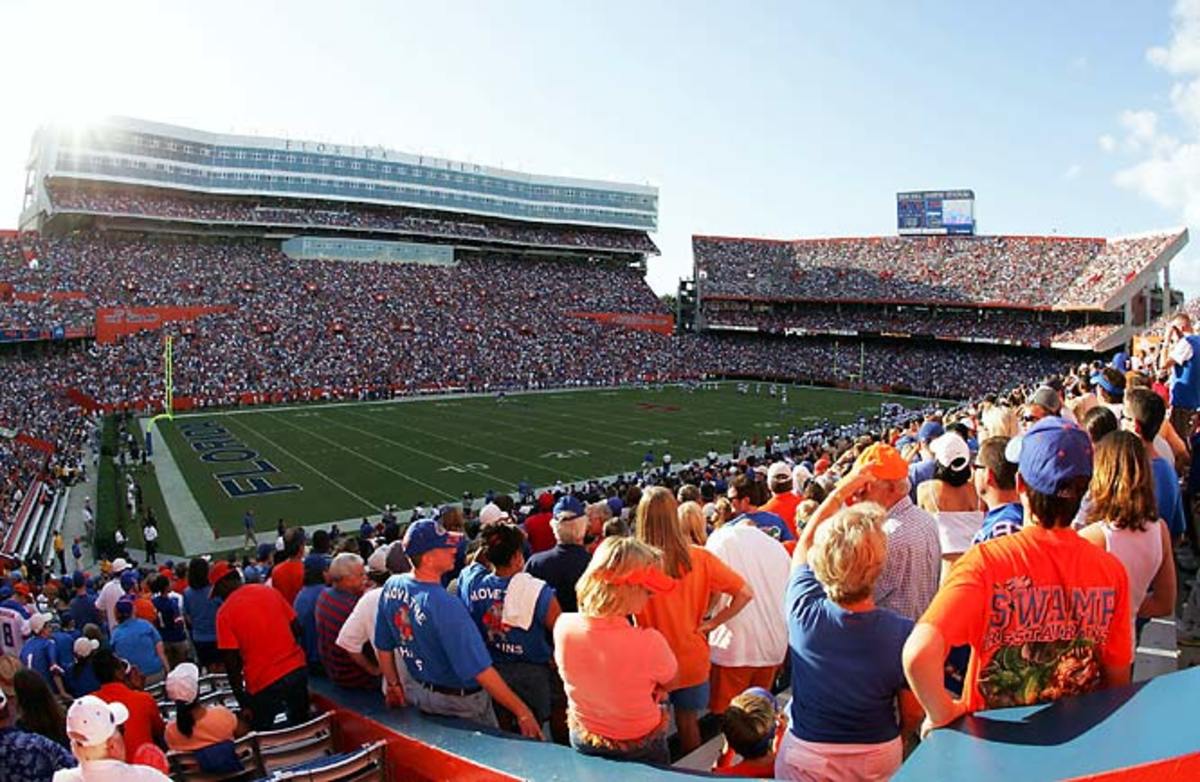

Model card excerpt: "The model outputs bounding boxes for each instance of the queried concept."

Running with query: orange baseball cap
[854,443,909,481]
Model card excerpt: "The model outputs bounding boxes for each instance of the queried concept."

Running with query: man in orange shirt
[91,647,164,762]
[758,463,803,539]
[903,416,1132,733]
[271,528,306,606]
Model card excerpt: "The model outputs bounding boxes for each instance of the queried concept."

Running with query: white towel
[502,572,546,631]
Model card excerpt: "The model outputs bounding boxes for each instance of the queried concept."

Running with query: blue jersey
[1170,335,1200,410]
[111,617,164,676]
[19,636,63,684]
[735,510,794,541]
[458,564,554,664]
[1152,456,1187,537]
[374,574,492,690]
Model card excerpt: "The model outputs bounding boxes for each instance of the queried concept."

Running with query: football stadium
[3,5,1200,779]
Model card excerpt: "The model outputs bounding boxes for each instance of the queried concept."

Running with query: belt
[420,680,482,697]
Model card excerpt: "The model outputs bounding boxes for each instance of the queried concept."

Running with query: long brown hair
[1088,430,1156,532]
[635,486,692,577]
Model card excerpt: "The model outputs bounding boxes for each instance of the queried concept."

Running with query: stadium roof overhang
[1053,228,1189,313]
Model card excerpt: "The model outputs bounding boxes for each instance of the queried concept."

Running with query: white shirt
[95,579,125,630]
[142,526,158,543]
[705,523,791,667]
[54,758,172,782]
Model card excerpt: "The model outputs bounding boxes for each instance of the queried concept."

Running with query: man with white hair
[336,542,410,686]
[0,686,76,781]
[524,496,591,613]
[94,559,131,632]
[316,552,376,690]
[52,695,171,782]
[818,444,941,622]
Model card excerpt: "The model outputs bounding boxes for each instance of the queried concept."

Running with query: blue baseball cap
[606,497,623,516]
[1006,416,1093,497]
[917,421,945,443]
[402,519,463,558]
[71,572,85,589]
[115,595,135,620]
[1111,352,1130,373]
[1091,372,1124,399]
[119,570,139,589]
[552,495,585,520]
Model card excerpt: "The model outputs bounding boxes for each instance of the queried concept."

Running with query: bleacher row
[145,676,386,782]
[1,481,67,563]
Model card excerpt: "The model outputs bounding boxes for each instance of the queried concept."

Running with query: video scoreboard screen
[897,190,975,235]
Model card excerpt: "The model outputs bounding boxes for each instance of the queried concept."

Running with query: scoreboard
[897,190,975,236]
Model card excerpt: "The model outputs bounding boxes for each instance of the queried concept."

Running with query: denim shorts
[668,680,710,711]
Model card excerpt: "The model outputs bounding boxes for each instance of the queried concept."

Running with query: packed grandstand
[2,116,1199,780]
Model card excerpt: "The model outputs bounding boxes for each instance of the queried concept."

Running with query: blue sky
[0,0,1196,296]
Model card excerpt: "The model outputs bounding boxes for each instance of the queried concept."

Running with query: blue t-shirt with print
[19,636,62,685]
[785,566,914,745]
[458,563,555,665]
[374,574,492,690]
[971,502,1025,546]
[1170,334,1200,410]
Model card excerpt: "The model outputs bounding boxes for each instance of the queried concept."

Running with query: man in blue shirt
[1160,313,1200,443]
[19,612,69,699]
[374,519,542,738]
[461,522,561,736]
[1124,389,1187,539]
[110,596,168,685]
[726,474,794,541]
[971,437,1024,545]
[67,572,103,632]
[907,420,945,502]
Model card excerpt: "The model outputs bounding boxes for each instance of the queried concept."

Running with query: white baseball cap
[26,612,54,635]
[478,503,510,526]
[166,662,200,703]
[66,695,129,747]
[73,637,100,659]
[766,462,792,483]
[930,433,971,471]
[109,558,130,574]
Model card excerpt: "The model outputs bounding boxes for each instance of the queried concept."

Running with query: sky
[0,0,1197,297]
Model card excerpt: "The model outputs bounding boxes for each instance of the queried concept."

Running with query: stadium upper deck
[692,230,1189,352]
[20,117,659,245]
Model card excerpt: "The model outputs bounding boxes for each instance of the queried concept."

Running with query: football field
[147,384,933,552]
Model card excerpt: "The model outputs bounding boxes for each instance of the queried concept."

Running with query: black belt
[420,680,482,697]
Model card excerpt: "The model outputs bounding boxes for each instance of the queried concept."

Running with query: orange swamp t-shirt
[920,524,1132,712]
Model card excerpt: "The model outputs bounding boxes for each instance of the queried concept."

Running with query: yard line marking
[330,409,533,486]
[224,414,382,513]
[263,412,458,501]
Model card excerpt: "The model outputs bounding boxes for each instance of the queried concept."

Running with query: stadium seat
[166,734,262,782]
[254,712,335,774]
[266,741,387,782]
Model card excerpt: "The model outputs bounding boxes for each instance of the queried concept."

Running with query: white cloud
[1108,0,1200,264]
[1063,163,1082,180]
[1071,55,1089,71]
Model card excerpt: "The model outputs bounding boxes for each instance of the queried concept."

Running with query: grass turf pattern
[156,384,930,536]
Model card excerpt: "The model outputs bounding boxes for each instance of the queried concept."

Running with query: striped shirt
[873,497,941,622]
[315,586,377,690]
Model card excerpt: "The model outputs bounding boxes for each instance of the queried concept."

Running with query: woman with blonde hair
[1079,431,1176,642]
[775,464,922,781]
[553,536,678,764]
[635,486,754,755]
[678,500,708,546]
[980,404,1019,440]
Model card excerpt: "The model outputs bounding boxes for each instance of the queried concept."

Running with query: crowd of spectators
[0,347,1194,779]
[46,186,660,255]
[694,231,1183,308]
[702,303,1125,347]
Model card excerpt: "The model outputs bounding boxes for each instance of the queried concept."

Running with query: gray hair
[329,552,364,582]
[552,515,588,545]
[585,501,613,524]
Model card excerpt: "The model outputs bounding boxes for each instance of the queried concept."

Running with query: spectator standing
[704,519,790,716]
[758,462,803,539]
[109,597,167,686]
[67,574,102,633]
[776,478,920,781]
[523,494,557,554]
[19,612,69,699]
[293,560,329,675]
[94,559,131,632]
[1122,389,1188,541]
[271,529,306,606]
[726,475,793,541]
[182,558,221,672]
[373,520,542,738]
[554,536,678,764]
[1159,311,1200,444]
[904,417,1132,732]
[524,497,591,613]
[66,638,101,698]
[142,523,157,566]
[917,433,984,579]
[635,486,753,755]
[150,575,189,669]
[970,437,1023,545]
[212,561,309,731]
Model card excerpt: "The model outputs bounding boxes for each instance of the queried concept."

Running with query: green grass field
[152,384,931,543]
